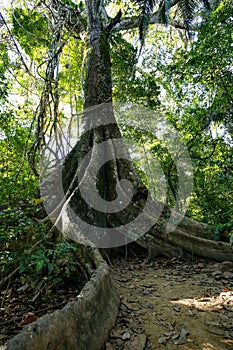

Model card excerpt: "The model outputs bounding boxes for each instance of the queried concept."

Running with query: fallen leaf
[18,312,37,327]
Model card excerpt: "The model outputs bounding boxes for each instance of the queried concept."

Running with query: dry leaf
[18,312,37,327]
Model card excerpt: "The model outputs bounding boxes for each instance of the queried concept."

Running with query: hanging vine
[27,0,84,176]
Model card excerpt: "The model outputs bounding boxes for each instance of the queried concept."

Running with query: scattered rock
[173,335,187,345]
[180,328,190,336]
[163,331,174,338]
[134,310,147,316]
[123,334,147,349]
[129,324,142,334]
[204,278,214,285]
[158,336,167,344]
[128,297,139,303]
[171,332,180,340]
[173,329,190,345]
[173,305,181,312]
[222,321,233,330]
[197,262,205,269]
[212,270,222,278]
[222,271,233,279]
[110,329,122,339]
[141,301,154,309]
[221,261,233,272]
[121,332,131,340]
[120,304,131,313]
[142,289,155,295]
[224,331,233,339]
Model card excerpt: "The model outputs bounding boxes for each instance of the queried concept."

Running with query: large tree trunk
[44,0,233,262]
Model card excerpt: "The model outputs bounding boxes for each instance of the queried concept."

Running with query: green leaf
[48,262,54,274]
[36,259,45,272]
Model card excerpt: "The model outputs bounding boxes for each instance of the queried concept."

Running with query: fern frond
[176,0,196,35]
[134,0,158,50]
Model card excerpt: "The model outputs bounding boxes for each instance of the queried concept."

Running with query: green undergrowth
[0,202,88,297]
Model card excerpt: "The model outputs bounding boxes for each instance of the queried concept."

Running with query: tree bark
[138,220,233,262]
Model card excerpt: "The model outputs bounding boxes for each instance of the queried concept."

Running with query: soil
[0,286,80,345]
[106,257,233,350]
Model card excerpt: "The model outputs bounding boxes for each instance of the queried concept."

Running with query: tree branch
[116,0,200,33]
[117,12,188,32]
[42,0,86,40]
[106,9,122,35]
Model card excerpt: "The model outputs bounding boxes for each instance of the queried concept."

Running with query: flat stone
[212,270,222,278]
[221,261,233,272]
[158,336,167,344]
[122,332,131,340]
[134,310,147,316]
[141,301,154,309]
[123,334,147,349]
[173,305,181,312]
[173,335,187,345]
[222,271,233,279]
[197,262,205,268]
[180,328,190,336]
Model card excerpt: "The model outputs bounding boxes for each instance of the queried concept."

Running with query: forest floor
[1,255,233,349]
[0,286,80,345]
[106,257,233,350]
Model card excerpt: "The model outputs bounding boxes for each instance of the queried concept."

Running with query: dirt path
[106,257,233,350]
